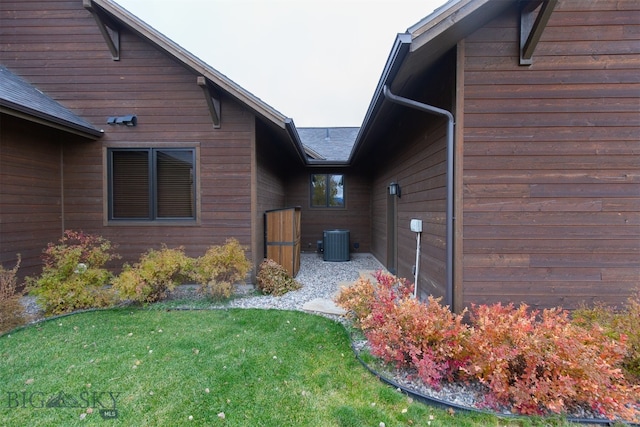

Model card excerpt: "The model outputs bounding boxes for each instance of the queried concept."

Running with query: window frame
[104,143,200,225]
[310,173,345,209]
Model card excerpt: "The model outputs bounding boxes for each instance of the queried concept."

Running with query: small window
[108,148,195,221]
[311,174,344,208]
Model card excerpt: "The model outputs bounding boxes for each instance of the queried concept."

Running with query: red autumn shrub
[336,272,639,422]
[464,303,639,420]
[339,270,468,389]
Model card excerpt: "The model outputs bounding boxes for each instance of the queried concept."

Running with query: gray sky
[115,0,447,127]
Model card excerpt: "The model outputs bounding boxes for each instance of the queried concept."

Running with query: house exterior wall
[285,167,371,256]
[0,118,69,281]
[369,120,449,301]
[461,0,640,309]
[255,121,288,274]
[1,0,259,272]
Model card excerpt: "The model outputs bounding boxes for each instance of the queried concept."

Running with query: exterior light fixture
[389,182,401,198]
[107,115,137,126]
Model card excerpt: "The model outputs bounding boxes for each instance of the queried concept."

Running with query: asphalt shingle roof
[0,66,102,137]
[297,127,359,162]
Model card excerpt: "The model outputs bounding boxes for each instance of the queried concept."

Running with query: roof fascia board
[284,119,312,165]
[304,146,325,160]
[1,102,104,139]
[305,160,350,167]
[409,0,494,52]
[92,0,288,129]
[348,33,412,162]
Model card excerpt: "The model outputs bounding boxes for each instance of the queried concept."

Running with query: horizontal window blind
[156,150,194,218]
[109,148,195,221]
[112,150,150,218]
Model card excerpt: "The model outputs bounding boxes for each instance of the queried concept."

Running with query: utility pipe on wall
[383,85,455,308]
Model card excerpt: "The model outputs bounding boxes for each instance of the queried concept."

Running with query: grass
[1,308,582,426]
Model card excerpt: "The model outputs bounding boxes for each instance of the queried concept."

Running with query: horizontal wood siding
[285,168,371,255]
[1,0,256,270]
[367,50,456,301]
[255,121,288,273]
[462,0,640,309]
[370,121,449,300]
[0,119,67,281]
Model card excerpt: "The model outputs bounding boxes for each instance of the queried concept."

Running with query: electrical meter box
[410,219,423,233]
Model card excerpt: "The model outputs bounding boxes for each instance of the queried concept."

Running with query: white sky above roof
[114,0,447,127]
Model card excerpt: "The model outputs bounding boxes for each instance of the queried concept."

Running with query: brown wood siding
[366,50,457,301]
[0,118,66,282]
[462,0,640,309]
[285,168,371,255]
[255,120,288,274]
[370,121,449,300]
[1,0,257,270]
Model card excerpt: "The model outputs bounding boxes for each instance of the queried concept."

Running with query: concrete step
[302,298,347,315]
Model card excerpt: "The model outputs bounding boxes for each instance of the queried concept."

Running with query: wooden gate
[264,207,301,277]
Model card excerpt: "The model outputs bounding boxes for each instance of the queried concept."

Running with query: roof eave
[1,101,104,139]
[409,0,508,52]
[284,119,312,165]
[349,0,515,165]
[305,160,351,168]
[92,0,289,129]
[348,33,412,163]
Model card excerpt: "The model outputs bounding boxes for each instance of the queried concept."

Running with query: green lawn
[1,308,577,426]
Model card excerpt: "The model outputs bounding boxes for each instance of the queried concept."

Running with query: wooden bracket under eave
[519,0,557,66]
[197,76,221,129]
[83,0,120,61]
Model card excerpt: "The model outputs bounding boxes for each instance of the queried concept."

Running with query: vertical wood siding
[462,0,640,309]
[1,0,257,270]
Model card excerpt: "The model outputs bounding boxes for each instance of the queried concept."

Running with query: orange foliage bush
[336,271,640,422]
[463,303,638,419]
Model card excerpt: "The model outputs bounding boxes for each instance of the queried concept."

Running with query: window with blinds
[108,148,195,220]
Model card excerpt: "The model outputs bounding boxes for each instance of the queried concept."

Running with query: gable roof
[298,127,359,163]
[0,66,104,139]
[89,0,307,162]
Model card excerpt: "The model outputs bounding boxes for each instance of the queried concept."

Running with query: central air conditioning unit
[323,229,350,262]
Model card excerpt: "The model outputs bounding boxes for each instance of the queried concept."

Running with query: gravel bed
[19,252,383,322]
[225,252,383,311]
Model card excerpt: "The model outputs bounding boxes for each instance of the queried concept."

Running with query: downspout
[382,85,455,308]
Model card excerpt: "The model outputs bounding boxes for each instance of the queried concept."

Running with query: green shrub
[191,238,251,300]
[27,231,119,315]
[1,255,25,333]
[256,259,301,296]
[112,245,192,304]
[573,292,640,382]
